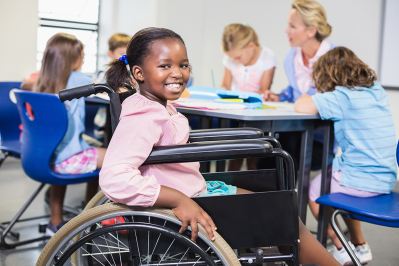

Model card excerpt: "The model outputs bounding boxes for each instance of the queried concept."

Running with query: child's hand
[263,91,280,102]
[173,197,217,241]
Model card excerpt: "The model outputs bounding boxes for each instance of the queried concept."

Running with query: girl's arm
[156,186,216,241]
[294,95,318,114]
[258,67,275,94]
[259,67,278,101]
[100,105,216,240]
[221,68,232,90]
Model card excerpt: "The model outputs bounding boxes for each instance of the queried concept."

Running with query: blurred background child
[295,46,397,265]
[94,33,131,142]
[221,23,276,171]
[95,33,131,83]
[34,33,106,235]
[221,23,276,96]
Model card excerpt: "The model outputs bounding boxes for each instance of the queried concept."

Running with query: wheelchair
[36,84,299,266]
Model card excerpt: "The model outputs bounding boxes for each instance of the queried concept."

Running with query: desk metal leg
[317,121,334,245]
[199,116,212,172]
[297,124,314,223]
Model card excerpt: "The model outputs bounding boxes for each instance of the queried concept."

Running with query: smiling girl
[100,27,338,266]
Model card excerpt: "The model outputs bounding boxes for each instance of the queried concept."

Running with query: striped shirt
[312,83,397,193]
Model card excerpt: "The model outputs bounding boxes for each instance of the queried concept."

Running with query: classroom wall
[0,0,38,81]
[156,0,381,92]
[153,0,398,135]
[98,0,158,69]
[0,0,398,135]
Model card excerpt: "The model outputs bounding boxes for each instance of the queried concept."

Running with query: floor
[0,157,398,266]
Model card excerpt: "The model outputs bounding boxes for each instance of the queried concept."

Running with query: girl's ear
[132,65,144,83]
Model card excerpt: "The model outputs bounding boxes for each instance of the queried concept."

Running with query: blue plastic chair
[0,81,22,167]
[0,90,99,249]
[316,142,399,266]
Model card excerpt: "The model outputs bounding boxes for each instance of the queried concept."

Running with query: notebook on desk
[179,86,263,109]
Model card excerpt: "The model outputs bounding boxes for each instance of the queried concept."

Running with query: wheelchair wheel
[37,203,240,266]
[83,191,108,210]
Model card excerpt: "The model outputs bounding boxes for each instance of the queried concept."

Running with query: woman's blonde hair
[222,23,259,52]
[292,0,332,41]
[35,33,84,93]
[313,47,377,92]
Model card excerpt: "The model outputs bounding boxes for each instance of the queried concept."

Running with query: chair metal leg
[0,152,8,167]
[331,209,362,266]
[0,183,50,249]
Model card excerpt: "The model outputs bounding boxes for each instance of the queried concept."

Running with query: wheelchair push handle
[59,83,114,102]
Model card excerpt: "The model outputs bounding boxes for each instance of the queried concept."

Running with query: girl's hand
[263,91,280,102]
[172,197,217,241]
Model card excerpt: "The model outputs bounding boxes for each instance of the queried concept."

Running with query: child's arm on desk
[221,68,232,90]
[258,67,275,95]
[294,94,318,114]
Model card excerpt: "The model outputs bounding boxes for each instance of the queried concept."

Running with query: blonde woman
[259,0,333,174]
[266,0,333,102]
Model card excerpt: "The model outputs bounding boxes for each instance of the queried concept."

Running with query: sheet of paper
[172,98,247,110]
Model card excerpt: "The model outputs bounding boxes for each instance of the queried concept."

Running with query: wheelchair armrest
[259,136,281,148]
[188,127,263,142]
[145,140,295,190]
[145,139,273,165]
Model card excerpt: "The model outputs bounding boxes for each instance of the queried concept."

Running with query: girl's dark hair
[105,27,185,92]
[313,46,377,92]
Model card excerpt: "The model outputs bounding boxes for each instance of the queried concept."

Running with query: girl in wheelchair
[101,27,338,266]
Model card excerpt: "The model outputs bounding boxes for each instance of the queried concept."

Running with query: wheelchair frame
[36,84,300,266]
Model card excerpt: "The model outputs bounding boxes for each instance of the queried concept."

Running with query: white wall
[154,0,398,135]
[157,0,382,91]
[0,0,398,135]
[380,0,399,87]
[98,0,158,69]
[0,0,38,81]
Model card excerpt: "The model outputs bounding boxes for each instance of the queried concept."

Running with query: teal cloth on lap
[199,181,237,197]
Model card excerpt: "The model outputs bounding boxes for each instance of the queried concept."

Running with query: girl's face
[286,9,316,48]
[134,38,190,105]
[226,42,257,66]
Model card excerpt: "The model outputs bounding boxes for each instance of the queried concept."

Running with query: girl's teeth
[166,84,180,89]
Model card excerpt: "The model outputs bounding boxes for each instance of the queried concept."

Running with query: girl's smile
[133,38,191,106]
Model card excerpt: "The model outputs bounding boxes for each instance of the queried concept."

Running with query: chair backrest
[397,140,399,166]
[0,81,22,154]
[84,104,101,138]
[14,90,95,185]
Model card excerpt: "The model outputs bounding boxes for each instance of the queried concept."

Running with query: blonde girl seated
[221,23,276,96]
